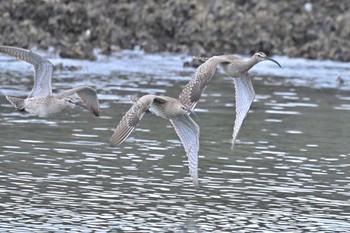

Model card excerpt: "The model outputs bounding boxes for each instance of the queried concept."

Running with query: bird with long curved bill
[179,52,281,150]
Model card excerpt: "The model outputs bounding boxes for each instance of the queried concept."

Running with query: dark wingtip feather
[92,107,100,117]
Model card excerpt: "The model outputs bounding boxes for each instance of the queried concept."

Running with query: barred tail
[6,96,25,110]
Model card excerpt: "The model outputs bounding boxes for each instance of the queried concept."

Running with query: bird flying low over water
[0,45,100,117]
[110,94,200,188]
[179,52,281,150]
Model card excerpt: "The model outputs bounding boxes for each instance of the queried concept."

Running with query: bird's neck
[245,57,259,71]
[194,56,226,80]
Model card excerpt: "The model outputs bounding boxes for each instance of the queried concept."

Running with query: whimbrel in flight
[0,46,99,117]
[110,94,200,188]
[179,52,281,150]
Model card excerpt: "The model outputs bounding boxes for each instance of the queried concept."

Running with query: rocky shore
[0,0,349,61]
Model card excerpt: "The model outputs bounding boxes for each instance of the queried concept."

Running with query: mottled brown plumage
[179,52,281,150]
[110,94,200,188]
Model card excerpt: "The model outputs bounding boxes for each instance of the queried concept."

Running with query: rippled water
[0,50,349,232]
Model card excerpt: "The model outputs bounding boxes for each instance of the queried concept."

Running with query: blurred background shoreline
[0,0,349,61]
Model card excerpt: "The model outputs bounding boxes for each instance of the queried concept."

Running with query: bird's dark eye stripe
[221,62,230,65]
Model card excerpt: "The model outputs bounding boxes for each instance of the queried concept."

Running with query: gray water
[0,50,349,232]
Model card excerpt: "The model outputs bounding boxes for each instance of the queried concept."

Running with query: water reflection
[0,52,349,231]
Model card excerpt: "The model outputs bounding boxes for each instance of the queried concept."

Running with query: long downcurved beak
[74,101,90,111]
[265,57,281,67]
[188,109,199,119]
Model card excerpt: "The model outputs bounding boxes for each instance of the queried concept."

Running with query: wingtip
[109,135,117,147]
[191,173,200,190]
[109,134,124,147]
[90,98,100,117]
[92,108,100,117]
[109,139,117,147]
[230,139,236,151]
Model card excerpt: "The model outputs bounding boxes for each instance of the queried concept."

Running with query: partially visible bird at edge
[180,52,281,150]
[0,45,100,117]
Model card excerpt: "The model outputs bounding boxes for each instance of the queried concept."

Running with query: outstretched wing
[0,46,54,98]
[110,95,155,146]
[231,76,255,150]
[57,86,100,117]
[170,115,200,189]
[178,56,231,110]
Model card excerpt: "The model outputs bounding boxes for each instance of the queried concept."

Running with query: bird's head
[179,105,198,119]
[253,52,281,67]
[179,105,191,115]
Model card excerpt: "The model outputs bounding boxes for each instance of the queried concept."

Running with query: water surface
[0,51,349,232]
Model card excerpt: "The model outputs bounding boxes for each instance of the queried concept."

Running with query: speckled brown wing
[58,86,100,117]
[0,46,54,98]
[110,95,155,146]
[178,55,232,110]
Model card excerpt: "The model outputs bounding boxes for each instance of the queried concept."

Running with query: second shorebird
[0,46,100,117]
[110,94,200,188]
[179,52,281,150]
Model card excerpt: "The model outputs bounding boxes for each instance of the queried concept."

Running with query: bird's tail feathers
[6,96,25,110]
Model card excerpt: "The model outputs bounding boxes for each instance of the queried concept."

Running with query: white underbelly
[24,98,69,117]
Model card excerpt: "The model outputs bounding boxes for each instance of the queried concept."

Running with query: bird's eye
[181,106,188,111]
